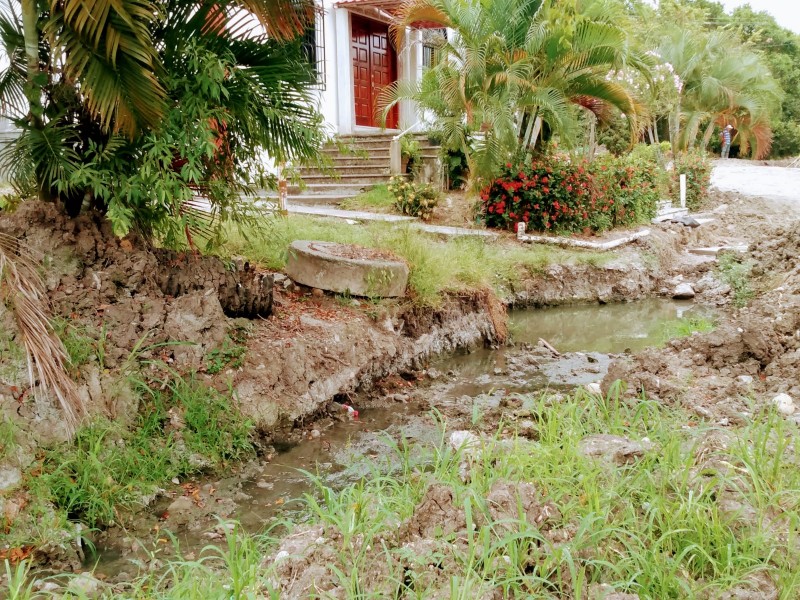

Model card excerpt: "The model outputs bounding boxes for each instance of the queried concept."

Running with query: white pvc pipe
[680,173,687,209]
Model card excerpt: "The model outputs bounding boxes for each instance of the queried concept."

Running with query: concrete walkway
[285,203,499,238]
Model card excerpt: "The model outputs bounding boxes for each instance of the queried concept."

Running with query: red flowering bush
[481,157,612,232]
[481,153,662,233]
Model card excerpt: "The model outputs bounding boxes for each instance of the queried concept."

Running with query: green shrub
[388,176,440,220]
[672,150,712,210]
[400,137,422,173]
[594,152,664,224]
[770,120,800,158]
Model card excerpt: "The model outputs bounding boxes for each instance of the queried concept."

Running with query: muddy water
[91,298,708,573]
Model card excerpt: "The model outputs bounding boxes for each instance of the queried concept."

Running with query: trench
[88,298,712,575]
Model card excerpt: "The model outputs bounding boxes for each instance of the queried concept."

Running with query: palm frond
[0,233,85,435]
[44,0,167,137]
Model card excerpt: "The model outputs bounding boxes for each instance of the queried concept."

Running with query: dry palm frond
[0,232,85,434]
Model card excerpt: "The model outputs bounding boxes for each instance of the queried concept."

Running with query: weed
[204,338,247,375]
[31,370,254,527]
[29,387,800,599]
[718,252,755,308]
[339,185,395,212]
[0,419,17,460]
[52,317,97,372]
[660,315,716,344]
[204,323,251,375]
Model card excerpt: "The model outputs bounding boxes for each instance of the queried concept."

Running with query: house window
[421,28,447,68]
[302,14,326,89]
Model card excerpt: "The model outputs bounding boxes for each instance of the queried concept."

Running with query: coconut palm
[383,0,646,182]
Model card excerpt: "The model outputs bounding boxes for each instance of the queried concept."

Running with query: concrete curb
[515,223,651,250]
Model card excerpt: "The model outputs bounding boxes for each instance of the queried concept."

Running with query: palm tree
[383,0,646,182]
[653,26,782,159]
[2,0,323,222]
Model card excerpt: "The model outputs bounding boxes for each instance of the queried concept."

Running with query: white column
[335,8,354,134]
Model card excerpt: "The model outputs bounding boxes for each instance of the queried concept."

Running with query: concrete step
[285,194,349,207]
[288,183,376,195]
[294,174,392,186]
[325,139,393,151]
[321,147,391,159]
[317,156,391,167]
[298,165,391,177]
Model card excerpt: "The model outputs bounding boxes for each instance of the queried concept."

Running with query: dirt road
[711,159,800,211]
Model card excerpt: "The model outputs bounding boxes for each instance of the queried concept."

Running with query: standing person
[721,124,733,159]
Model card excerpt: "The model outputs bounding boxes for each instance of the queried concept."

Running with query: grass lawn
[338,184,395,213]
[221,215,617,306]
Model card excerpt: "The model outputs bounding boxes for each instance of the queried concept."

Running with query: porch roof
[335,0,443,28]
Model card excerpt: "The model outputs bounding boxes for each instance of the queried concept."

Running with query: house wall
[315,2,424,135]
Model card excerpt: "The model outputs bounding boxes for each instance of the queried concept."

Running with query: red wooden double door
[351,15,399,129]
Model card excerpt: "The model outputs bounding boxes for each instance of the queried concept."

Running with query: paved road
[711,160,800,210]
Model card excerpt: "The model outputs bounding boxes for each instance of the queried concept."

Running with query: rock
[579,434,653,465]
[0,467,22,491]
[518,420,536,438]
[449,430,481,452]
[678,216,701,228]
[672,283,696,300]
[736,375,754,385]
[426,367,443,380]
[167,495,194,514]
[256,480,273,489]
[589,583,640,600]
[771,393,796,415]
[584,382,603,396]
[67,573,103,598]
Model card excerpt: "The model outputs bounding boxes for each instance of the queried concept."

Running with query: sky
[717,0,800,34]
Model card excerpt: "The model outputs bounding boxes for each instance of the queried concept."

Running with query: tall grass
[16,388,799,598]
[221,217,616,306]
[28,370,254,528]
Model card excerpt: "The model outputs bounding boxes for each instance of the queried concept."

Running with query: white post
[278,162,288,215]
[680,173,687,209]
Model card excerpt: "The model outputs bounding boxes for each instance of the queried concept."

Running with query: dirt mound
[750,221,800,278]
[0,202,272,442]
[603,218,800,419]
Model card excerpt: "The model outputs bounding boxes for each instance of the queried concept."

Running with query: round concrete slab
[285,240,409,297]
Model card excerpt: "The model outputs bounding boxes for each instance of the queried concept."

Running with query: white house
[306,0,440,135]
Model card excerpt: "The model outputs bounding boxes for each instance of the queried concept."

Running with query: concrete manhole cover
[285,240,409,297]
